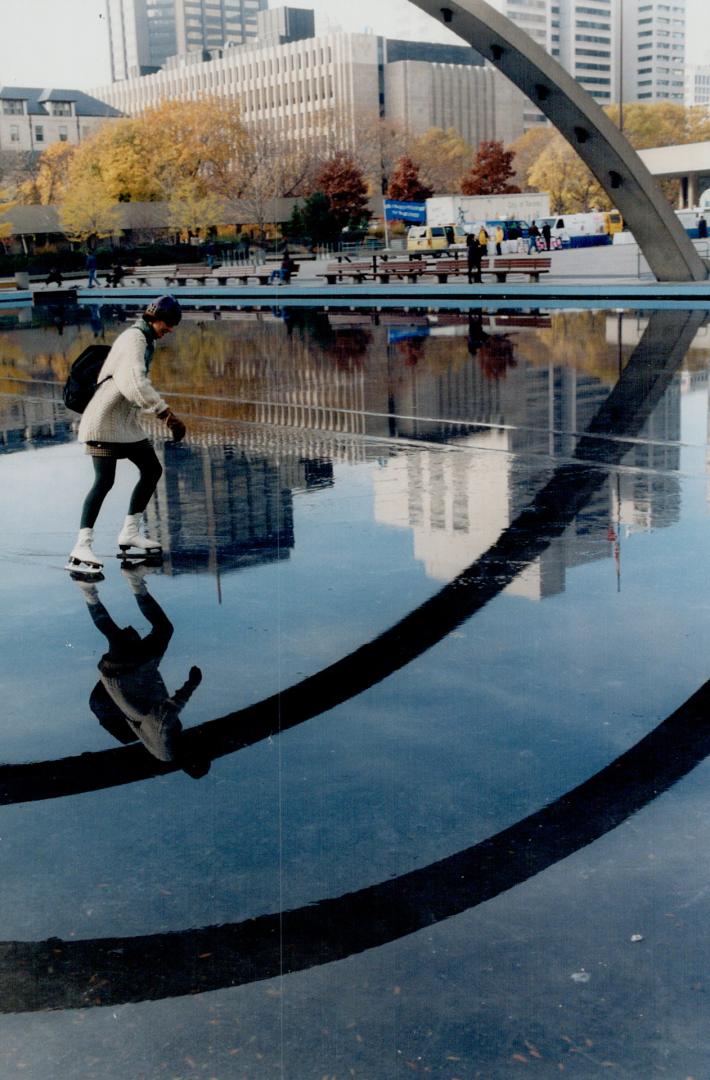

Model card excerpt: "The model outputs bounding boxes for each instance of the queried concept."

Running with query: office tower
[486,0,618,122]
[107,0,267,81]
[551,0,618,104]
[623,0,686,103]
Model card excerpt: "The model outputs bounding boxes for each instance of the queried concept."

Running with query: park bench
[320,260,424,285]
[424,256,551,283]
[165,264,213,286]
[487,256,551,283]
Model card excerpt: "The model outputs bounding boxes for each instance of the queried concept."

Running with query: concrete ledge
[1,281,709,314]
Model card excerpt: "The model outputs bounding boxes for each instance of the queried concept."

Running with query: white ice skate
[117,514,162,559]
[65,528,104,576]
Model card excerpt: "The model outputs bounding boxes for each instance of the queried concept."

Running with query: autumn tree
[0,185,17,252]
[350,111,411,195]
[526,133,609,213]
[605,101,710,150]
[67,118,160,203]
[58,173,121,241]
[387,156,433,202]
[315,153,370,230]
[238,125,317,239]
[460,140,520,195]
[507,127,556,192]
[407,127,473,194]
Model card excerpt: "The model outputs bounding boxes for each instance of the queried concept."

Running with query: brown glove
[158,408,186,442]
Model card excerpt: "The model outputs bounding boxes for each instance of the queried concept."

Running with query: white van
[539,213,607,244]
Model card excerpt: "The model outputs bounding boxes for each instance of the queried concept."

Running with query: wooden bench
[424,256,551,283]
[320,260,424,285]
[165,264,213,286]
[488,256,551,283]
[214,265,301,286]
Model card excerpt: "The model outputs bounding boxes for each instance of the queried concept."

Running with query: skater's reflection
[74,567,209,777]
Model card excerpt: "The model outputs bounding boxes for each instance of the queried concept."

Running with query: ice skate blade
[117,552,162,570]
[65,557,103,575]
[66,567,104,582]
[116,548,161,557]
[117,551,163,565]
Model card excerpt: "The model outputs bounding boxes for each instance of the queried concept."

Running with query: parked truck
[425,193,551,230]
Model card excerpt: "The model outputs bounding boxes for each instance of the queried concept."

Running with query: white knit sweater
[78,322,168,444]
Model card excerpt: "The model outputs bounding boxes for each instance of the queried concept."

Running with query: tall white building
[488,0,688,126]
[92,22,525,152]
[107,0,268,81]
[622,0,686,103]
[552,0,618,103]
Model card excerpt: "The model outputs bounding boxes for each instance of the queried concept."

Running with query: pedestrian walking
[66,295,187,577]
[495,224,504,256]
[698,215,707,239]
[86,251,98,288]
[527,221,541,254]
[541,222,552,251]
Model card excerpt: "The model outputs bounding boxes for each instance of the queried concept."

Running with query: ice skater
[66,295,187,576]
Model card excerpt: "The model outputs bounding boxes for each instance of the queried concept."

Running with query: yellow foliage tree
[407,127,474,194]
[19,141,77,205]
[508,127,556,191]
[58,173,121,241]
[67,119,160,203]
[0,186,17,251]
[141,97,252,203]
[527,133,610,213]
[605,101,710,149]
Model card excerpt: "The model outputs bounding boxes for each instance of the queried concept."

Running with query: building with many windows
[487,0,688,127]
[685,64,710,108]
[0,87,121,153]
[107,0,268,81]
[93,10,525,151]
[622,0,686,103]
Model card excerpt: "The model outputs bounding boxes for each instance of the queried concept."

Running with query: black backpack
[62,344,112,414]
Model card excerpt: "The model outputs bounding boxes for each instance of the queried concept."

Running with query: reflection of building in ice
[375,358,682,598]
[144,440,333,576]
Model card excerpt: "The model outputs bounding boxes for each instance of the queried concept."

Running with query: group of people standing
[466,220,553,279]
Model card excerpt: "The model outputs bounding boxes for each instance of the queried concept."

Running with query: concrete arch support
[407,0,709,282]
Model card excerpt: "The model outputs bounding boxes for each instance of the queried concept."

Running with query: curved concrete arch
[407,0,709,283]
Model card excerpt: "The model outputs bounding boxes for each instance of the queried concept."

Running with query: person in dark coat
[698,215,708,239]
[466,230,482,284]
[541,222,552,251]
[86,251,98,287]
[45,266,63,287]
[528,221,541,254]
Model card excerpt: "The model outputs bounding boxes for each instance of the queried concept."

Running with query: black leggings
[80,441,163,529]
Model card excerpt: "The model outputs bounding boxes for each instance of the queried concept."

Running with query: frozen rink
[2,301,710,1077]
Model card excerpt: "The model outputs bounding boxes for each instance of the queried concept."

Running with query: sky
[0,0,708,91]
